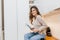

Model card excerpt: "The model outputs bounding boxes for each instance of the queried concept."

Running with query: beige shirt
[32,15,47,34]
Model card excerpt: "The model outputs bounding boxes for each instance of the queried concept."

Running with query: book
[25,24,34,30]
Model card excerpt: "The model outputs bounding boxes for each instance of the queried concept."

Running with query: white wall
[4,0,18,40]
[17,0,29,40]
[34,0,60,14]
[4,0,29,40]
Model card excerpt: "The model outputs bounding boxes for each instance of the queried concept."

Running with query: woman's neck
[35,14,38,18]
[33,14,38,19]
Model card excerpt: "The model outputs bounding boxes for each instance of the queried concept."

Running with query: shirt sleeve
[37,15,47,31]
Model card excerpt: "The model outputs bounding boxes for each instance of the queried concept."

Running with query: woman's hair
[29,6,41,24]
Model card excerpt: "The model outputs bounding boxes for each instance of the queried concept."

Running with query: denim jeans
[24,32,45,40]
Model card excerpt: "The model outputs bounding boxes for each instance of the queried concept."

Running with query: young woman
[24,6,47,40]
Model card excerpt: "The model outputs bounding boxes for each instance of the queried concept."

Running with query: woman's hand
[31,28,39,33]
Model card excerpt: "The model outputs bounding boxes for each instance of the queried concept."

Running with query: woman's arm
[37,15,48,32]
[29,21,39,33]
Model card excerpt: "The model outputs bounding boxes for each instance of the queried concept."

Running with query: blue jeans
[24,32,45,40]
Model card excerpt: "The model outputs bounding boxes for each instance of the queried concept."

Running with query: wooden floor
[45,36,58,40]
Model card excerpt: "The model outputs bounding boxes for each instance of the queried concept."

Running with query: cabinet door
[0,0,3,40]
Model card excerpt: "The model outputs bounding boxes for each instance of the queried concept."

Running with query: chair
[45,27,57,40]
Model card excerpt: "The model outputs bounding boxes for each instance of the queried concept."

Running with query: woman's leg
[30,34,45,40]
[24,32,38,40]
